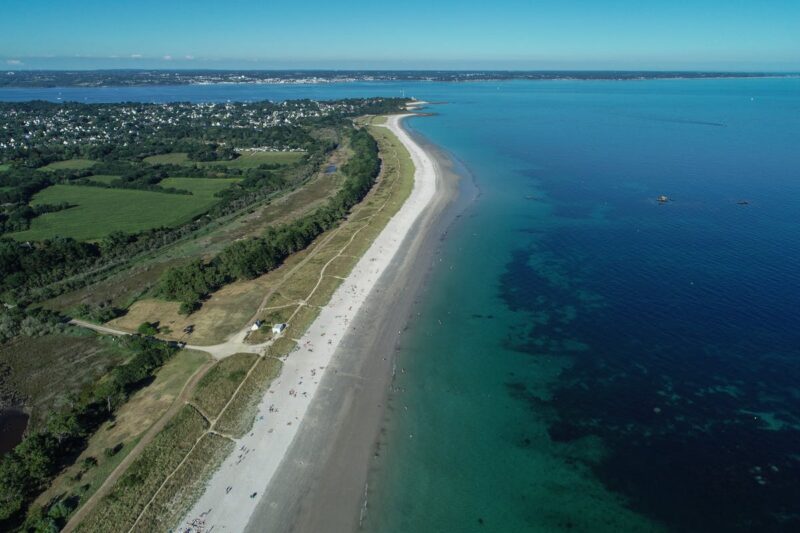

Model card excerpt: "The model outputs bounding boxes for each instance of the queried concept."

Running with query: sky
[1,0,798,71]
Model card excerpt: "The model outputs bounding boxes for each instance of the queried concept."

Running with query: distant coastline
[2,69,798,88]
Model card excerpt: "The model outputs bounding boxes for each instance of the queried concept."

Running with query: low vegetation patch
[0,333,128,431]
[145,150,303,168]
[74,405,208,532]
[31,350,209,522]
[191,354,257,419]
[0,336,180,526]
[134,432,233,530]
[157,176,241,196]
[214,356,283,437]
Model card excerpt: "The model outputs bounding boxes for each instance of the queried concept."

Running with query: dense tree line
[0,336,179,526]
[186,142,238,162]
[0,238,101,300]
[158,128,380,312]
[0,202,72,234]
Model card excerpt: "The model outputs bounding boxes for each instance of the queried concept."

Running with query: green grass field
[10,178,239,241]
[38,158,97,171]
[0,163,10,172]
[144,150,304,168]
[143,153,191,165]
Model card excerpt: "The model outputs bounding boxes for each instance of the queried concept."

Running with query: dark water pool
[0,409,29,455]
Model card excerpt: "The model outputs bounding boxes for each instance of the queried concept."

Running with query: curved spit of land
[178,113,440,532]
[64,112,440,532]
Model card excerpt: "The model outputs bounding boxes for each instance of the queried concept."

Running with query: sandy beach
[180,114,456,532]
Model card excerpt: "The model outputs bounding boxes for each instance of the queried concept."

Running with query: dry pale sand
[179,115,446,532]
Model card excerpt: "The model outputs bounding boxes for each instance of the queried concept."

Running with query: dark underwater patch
[498,231,800,532]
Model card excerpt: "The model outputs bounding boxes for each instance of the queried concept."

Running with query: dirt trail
[62,357,215,532]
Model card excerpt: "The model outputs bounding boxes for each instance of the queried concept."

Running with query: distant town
[1,69,796,88]
[0,99,380,157]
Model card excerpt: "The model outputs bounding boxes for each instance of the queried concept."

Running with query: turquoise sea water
[4,79,799,531]
[363,80,800,533]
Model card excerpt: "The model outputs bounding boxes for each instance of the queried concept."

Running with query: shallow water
[363,79,800,532]
[3,78,799,531]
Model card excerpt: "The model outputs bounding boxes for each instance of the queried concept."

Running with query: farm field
[38,158,97,171]
[144,150,304,168]
[9,179,239,241]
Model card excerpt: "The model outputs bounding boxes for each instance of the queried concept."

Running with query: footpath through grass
[191,354,256,419]
[74,405,212,533]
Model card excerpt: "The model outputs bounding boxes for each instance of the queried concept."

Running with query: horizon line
[5,68,800,74]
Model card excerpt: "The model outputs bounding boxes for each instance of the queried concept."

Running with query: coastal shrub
[137,321,159,336]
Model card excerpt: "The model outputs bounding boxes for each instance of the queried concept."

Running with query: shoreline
[180,115,453,532]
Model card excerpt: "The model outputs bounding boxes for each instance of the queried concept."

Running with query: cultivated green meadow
[10,178,240,241]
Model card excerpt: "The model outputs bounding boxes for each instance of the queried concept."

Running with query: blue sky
[1,0,798,70]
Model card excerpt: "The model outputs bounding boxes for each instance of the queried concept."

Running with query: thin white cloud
[163,55,173,61]
[6,59,23,65]
[185,55,195,60]
[131,54,142,58]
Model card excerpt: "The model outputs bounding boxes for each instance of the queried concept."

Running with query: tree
[0,454,28,520]
[137,321,159,336]
[46,411,81,444]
